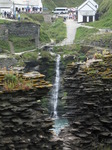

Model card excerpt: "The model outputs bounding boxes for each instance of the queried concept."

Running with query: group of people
[69,12,76,20]
[63,12,77,22]
[1,10,21,21]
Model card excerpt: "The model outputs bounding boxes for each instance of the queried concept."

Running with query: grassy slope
[42,0,103,10]
[42,0,56,10]
[88,0,112,28]
[75,27,99,43]
[45,18,66,43]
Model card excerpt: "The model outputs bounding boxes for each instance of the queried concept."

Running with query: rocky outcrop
[0,70,63,150]
[0,57,17,68]
[24,57,56,83]
[62,55,112,150]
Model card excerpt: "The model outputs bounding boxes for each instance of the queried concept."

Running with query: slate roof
[78,0,98,11]
[0,0,43,8]
[0,0,12,8]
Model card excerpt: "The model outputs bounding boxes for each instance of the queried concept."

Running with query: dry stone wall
[6,22,40,38]
[0,22,40,48]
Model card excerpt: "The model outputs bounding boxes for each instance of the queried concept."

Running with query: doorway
[89,16,93,22]
[83,16,87,22]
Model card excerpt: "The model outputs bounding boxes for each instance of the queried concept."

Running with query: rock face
[0,71,62,150]
[62,55,112,150]
[24,57,56,83]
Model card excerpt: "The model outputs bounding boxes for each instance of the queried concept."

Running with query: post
[93,15,95,22]
[87,16,89,22]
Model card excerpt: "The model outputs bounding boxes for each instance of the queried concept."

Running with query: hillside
[89,0,112,28]
[42,0,103,10]
[42,0,112,29]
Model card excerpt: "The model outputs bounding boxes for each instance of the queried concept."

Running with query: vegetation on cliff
[43,18,66,43]
[63,54,112,150]
[75,27,99,43]
[75,27,112,50]
[0,40,10,52]
[4,72,33,91]
[88,0,112,29]
[9,36,36,52]
[0,69,52,92]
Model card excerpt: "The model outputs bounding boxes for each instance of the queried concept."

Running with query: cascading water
[51,54,68,135]
[52,54,60,118]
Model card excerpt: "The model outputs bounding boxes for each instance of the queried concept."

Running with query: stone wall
[0,57,17,68]
[0,22,40,48]
[62,55,112,150]
[90,39,112,49]
[0,25,8,40]
[6,22,40,38]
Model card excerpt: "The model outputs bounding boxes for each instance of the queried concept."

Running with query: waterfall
[51,54,69,135]
[51,54,61,118]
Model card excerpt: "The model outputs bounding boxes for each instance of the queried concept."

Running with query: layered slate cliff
[0,70,62,150]
[62,55,112,150]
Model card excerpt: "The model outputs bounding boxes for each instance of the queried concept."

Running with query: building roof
[0,0,43,8]
[0,0,12,8]
[78,0,98,11]
[12,0,43,7]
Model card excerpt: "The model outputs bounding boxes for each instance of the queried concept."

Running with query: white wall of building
[0,0,43,13]
[0,0,12,13]
[78,5,96,22]
[13,0,43,12]
[78,0,98,23]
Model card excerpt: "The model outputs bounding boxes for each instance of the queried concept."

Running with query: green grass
[0,40,10,52]
[75,27,99,43]
[42,0,56,10]
[22,51,38,61]
[42,0,102,10]
[43,18,66,43]
[40,27,50,43]
[88,32,112,47]
[40,51,55,61]
[75,27,112,48]
[0,19,11,24]
[54,44,87,62]
[20,13,44,24]
[88,0,112,29]
[9,36,35,52]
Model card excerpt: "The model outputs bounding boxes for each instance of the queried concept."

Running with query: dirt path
[57,19,81,46]
[56,20,101,47]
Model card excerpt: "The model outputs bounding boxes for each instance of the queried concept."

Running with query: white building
[0,0,43,13]
[0,0,12,12]
[78,0,98,23]
[13,0,43,12]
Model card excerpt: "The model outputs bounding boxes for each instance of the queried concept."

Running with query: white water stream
[52,54,60,118]
[51,54,68,135]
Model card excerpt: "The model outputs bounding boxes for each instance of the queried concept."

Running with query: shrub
[3,72,33,91]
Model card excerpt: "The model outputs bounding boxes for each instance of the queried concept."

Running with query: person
[18,14,20,21]
[4,11,6,18]
[63,16,66,22]
[2,11,4,18]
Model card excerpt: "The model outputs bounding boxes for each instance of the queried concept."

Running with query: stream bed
[52,118,68,135]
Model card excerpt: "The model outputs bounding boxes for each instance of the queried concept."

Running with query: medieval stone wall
[0,22,40,47]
